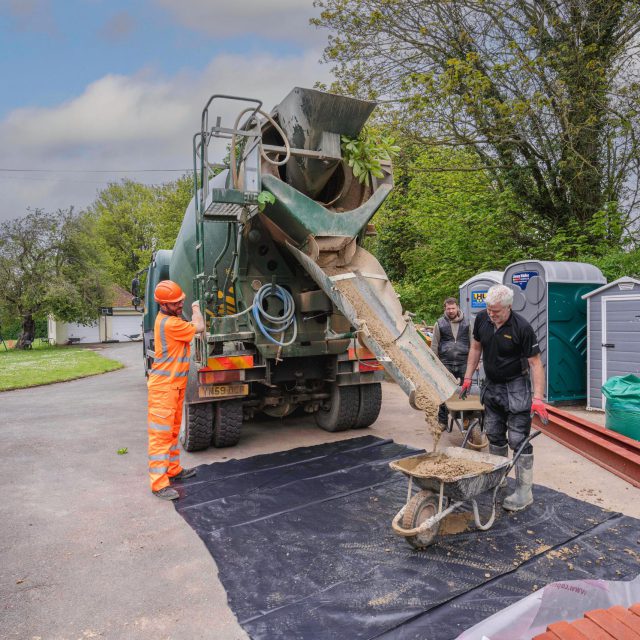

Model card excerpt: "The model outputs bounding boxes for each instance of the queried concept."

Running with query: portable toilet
[581,277,640,410]
[459,271,503,323]
[459,271,503,384]
[502,261,606,403]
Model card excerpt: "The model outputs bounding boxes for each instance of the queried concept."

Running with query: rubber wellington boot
[489,444,508,487]
[503,454,534,511]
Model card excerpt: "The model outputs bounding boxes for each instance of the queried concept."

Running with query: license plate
[198,383,249,399]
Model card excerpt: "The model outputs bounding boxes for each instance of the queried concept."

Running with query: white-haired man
[460,284,548,511]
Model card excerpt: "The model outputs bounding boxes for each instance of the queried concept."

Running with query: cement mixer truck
[141,88,456,451]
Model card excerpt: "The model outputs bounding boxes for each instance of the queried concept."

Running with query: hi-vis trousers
[147,385,185,491]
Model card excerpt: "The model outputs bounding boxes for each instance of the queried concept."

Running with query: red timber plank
[572,618,617,639]
[547,620,590,639]
[585,609,640,639]
[609,606,640,634]
[533,406,640,488]
[533,632,561,640]
[629,604,640,617]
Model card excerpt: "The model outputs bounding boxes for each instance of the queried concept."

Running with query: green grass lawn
[0,344,124,391]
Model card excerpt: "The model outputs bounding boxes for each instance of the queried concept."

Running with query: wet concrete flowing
[331,278,442,450]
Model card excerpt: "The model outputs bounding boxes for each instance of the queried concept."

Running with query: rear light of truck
[348,346,382,371]
[198,369,244,384]
[348,346,377,360]
[358,360,384,372]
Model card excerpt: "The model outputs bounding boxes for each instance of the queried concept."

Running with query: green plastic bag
[601,374,640,441]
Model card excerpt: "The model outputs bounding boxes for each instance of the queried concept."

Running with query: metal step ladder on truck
[140,87,457,451]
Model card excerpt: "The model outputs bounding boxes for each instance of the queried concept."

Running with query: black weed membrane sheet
[173,436,640,640]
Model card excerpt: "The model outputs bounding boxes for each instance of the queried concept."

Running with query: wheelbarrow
[443,393,488,450]
[389,430,542,549]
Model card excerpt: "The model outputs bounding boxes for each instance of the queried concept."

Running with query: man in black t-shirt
[460,285,548,512]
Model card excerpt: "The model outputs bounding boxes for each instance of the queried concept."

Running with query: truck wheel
[402,490,441,550]
[314,384,359,432]
[212,399,243,447]
[180,402,213,452]
[353,383,382,429]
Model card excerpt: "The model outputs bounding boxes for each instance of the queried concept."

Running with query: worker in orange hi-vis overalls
[147,280,205,500]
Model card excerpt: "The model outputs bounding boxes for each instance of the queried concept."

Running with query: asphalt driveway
[2,342,638,639]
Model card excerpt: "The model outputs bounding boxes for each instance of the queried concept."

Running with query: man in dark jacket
[431,297,472,426]
[460,284,548,512]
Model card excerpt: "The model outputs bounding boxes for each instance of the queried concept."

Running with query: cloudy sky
[0,0,332,222]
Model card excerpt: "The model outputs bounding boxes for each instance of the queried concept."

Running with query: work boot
[503,454,534,512]
[489,444,509,487]
[153,486,179,501]
[171,467,197,481]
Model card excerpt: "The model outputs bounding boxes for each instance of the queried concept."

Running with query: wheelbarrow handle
[505,430,542,475]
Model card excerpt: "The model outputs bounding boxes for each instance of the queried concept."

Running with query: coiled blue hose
[252,284,297,347]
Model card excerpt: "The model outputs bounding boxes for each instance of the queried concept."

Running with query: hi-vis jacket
[147,312,196,389]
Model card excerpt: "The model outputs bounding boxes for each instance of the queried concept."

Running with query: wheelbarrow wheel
[467,425,489,450]
[402,490,441,549]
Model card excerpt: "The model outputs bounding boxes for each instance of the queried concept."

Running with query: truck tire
[212,399,243,448]
[353,383,382,429]
[402,490,441,550]
[314,384,359,432]
[180,402,213,452]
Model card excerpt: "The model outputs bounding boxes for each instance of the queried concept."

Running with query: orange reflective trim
[149,312,192,388]
[207,355,254,370]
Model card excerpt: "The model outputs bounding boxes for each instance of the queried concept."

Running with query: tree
[0,209,111,347]
[313,1,640,246]
[372,144,532,320]
[91,180,157,290]
[92,176,192,290]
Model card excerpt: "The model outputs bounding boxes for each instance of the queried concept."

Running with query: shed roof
[505,260,606,284]
[459,271,504,289]
[581,276,640,299]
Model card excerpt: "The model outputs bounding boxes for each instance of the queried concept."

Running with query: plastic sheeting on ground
[173,436,640,640]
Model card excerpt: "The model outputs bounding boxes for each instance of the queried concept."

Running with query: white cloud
[153,0,324,45]
[0,50,333,221]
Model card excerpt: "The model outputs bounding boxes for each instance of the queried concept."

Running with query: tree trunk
[16,315,35,349]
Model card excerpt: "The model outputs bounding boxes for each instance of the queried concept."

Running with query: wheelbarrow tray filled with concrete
[390,447,508,501]
[389,431,541,549]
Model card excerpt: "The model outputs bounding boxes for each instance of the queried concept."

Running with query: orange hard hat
[154,280,186,304]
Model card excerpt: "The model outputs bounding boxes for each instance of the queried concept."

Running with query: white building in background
[48,285,143,345]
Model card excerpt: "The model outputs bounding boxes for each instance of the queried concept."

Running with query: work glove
[530,397,549,425]
[458,377,473,400]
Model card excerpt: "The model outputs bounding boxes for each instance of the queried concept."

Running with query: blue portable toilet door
[601,293,640,407]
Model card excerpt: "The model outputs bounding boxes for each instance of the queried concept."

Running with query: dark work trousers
[437,364,466,424]
[481,375,533,454]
